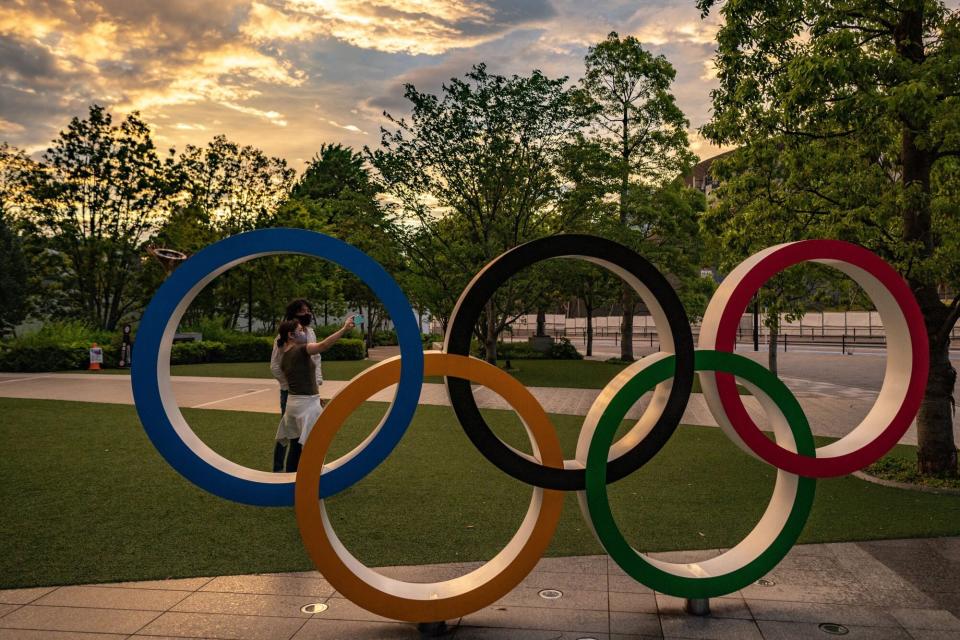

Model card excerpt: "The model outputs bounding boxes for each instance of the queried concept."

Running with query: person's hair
[285,298,313,321]
[277,319,300,347]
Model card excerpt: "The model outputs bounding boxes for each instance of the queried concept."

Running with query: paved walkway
[2,538,959,639]
[1,372,957,446]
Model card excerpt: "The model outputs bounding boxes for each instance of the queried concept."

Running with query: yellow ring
[294,351,564,622]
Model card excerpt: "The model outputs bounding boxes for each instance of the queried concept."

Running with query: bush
[0,342,119,372]
[315,324,363,340]
[323,338,366,361]
[422,333,442,349]
[471,337,582,360]
[0,321,124,371]
[169,341,227,365]
[218,335,274,363]
[372,329,398,346]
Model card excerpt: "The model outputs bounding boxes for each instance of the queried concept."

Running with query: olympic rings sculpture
[132,228,928,623]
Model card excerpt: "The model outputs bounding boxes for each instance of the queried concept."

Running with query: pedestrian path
[2,537,959,638]
[1,371,957,446]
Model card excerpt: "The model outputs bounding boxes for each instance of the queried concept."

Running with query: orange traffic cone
[89,343,103,371]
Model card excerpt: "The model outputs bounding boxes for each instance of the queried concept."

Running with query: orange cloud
[242,0,500,55]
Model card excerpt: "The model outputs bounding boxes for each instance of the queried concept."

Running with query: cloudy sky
[0,0,728,167]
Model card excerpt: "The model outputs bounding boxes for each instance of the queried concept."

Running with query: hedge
[471,337,582,360]
[0,343,118,372]
[0,336,367,372]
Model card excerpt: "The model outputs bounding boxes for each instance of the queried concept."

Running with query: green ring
[583,350,816,598]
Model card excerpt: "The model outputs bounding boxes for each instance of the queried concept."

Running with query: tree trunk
[896,0,957,476]
[768,322,778,377]
[620,284,636,361]
[484,299,498,363]
[536,307,546,336]
[915,285,958,476]
[586,301,594,357]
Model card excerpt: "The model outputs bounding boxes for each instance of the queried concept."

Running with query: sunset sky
[1,0,730,167]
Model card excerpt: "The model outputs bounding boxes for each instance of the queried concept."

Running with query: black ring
[444,234,695,490]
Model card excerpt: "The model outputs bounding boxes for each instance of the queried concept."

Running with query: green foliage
[577,33,704,359]
[322,338,366,361]
[472,337,583,360]
[370,64,593,360]
[170,341,227,365]
[372,329,398,346]
[698,0,960,472]
[0,213,28,335]
[23,105,178,330]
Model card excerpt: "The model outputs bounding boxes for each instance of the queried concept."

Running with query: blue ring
[131,228,424,506]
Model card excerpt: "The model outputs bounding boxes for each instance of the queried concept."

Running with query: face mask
[293,331,309,344]
[296,313,312,327]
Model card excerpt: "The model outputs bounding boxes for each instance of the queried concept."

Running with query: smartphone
[354,314,364,324]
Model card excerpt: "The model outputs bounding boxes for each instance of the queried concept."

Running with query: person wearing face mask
[272,315,356,472]
[270,299,323,416]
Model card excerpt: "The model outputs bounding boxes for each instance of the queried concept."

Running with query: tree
[698,0,960,475]
[0,143,38,221]
[178,134,294,234]
[581,32,698,361]
[26,105,177,330]
[275,144,401,345]
[0,211,28,336]
[177,134,295,330]
[369,64,592,361]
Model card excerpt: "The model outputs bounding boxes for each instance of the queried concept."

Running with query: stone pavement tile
[644,550,724,565]
[0,605,159,634]
[780,543,836,558]
[492,586,607,611]
[0,587,57,605]
[138,611,304,640]
[534,555,607,574]
[834,543,936,608]
[905,630,960,640]
[462,604,609,633]
[930,538,960,564]
[291,618,422,639]
[520,569,607,592]
[374,564,466,582]
[319,597,397,624]
[740,581,872,605]
[171,591,314,618]
[655,594,751,620]
[890,609,960,632]
[201,575,334,598]
[456,628,611,639]
[608,574,654,595]
[0,604,17,619]
[757,620,912,640]
[609,591,657,614]
[745,598,900,627]
[0,631,126,639]
[658,614,761,640]
[607,611,662,637]
[260,571,323,580]
[98,577,213,591]
[34,585,190,611]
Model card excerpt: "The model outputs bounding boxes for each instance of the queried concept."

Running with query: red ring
[704,240,928,477]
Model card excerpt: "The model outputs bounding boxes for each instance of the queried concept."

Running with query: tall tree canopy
[369,63,592,361]
[580,32,701,360]
[26,105,177,330]
[698,0,960,475]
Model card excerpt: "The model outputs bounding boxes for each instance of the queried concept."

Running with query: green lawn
[2,397,958,589]
[79,358,745,392]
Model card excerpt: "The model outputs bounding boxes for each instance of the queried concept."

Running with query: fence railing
[495,324,959,354]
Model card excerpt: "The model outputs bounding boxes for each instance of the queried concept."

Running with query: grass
[2,397,959,589]
[73,358,747,393]
[865,451,960,490]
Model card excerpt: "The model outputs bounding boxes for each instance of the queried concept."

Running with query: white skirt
[275,393,322,445]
